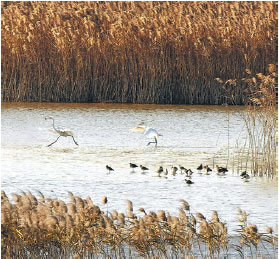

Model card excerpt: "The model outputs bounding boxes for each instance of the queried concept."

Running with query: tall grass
[1,190,277,257]
[1,1,277,103]
[216,65,277,176]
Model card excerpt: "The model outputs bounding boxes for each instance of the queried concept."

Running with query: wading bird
[129,163,138,172]
[106,165,114,173]
[240,171,250,181]
[197,164,203,174]
[179,165,187,174]
[216,165,228,175]
[130,122,162,147]
[156,166,164,177]
[204,165,212,175]
[140,165,149,173]
[45,116,78,147]
[185,179,194,185]
[171,166,178,176]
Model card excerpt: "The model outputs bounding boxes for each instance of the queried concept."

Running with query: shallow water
[1,102,278,234]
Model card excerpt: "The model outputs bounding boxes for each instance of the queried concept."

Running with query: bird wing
[144,127,159,138]
[130,126,145,133]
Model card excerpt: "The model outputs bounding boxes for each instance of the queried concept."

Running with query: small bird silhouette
[106,165,114,173]
[129,163,138,172]
[171,166,178,176]
[185,179,194,185]
[179,165,187,174]
[140,165,149,173]
[204,165,212,175]
[197,164,203,174]
[156,166,164,176]
[216,165,228,175]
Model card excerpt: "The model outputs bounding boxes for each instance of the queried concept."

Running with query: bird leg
[47,136,61,147]
[147,137,157,147]
[71,136,79,146]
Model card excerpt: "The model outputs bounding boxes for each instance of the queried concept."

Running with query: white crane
[130,122,162,147]
[45,116,78,147]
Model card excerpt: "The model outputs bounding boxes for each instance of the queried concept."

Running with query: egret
[45,116,78,147]
[130,122,162,147]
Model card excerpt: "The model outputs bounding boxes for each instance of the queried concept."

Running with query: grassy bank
[1,190,277,257]
[1,2,277,104]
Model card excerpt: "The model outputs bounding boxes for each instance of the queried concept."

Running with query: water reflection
[1,103,278,233]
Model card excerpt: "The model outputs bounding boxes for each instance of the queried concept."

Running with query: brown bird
[140,165,149,173]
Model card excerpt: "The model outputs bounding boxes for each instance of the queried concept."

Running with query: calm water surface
[1,103,278,234]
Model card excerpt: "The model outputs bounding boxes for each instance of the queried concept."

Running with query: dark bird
[179,165,187,173]
[171,166,178,176]
[241,171,250,181]
[216,165,228,175]
[156,166,164,176]
[187,169,194,176]
[106,165,114,173]
[197,164,203,174]
[140,165,149,173]
[185,179,194,185]
[204,165,212,175]
[240,171,247,177]
[130,163,138,171]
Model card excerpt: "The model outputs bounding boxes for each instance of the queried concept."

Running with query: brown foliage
[1,2,278,103]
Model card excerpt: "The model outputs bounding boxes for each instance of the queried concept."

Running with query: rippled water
[1,102,278,234]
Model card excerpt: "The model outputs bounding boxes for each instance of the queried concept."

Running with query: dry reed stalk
[1,190,277,257]
[1,2,277,104]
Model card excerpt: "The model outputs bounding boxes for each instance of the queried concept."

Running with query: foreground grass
[1,190,277,257]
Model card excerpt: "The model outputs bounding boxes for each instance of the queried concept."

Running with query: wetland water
[1,102,278,234]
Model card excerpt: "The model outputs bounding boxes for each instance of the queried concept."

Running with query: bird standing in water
[129,163,138,172]
[197,164,203,174]
[140,165,149,173]
[130,122,162,147]
[185,179,194,185]
[45,116,78,147]
[106,165,114,173]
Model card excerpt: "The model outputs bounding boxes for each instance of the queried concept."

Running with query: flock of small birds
[105,163,251,185]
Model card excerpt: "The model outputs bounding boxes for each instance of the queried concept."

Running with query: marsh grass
[1,190,277,257]
[1,2,277,103]
[216,66,278,177]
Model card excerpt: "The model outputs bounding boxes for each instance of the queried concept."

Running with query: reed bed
[1,1,277,103]
[1,190,277,257]
[216,65,278,177]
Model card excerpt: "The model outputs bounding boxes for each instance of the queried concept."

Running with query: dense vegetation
[2,190,277,257]
[1,1,277,103]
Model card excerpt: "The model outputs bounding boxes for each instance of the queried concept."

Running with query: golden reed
[1,190,277,257]
[1,2,277,103]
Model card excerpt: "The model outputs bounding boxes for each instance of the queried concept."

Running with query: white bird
[45,116,78,147]
[130,122,162,147]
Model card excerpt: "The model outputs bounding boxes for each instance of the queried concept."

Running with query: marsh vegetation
[1,2,277,103]
[1,190,277,258]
